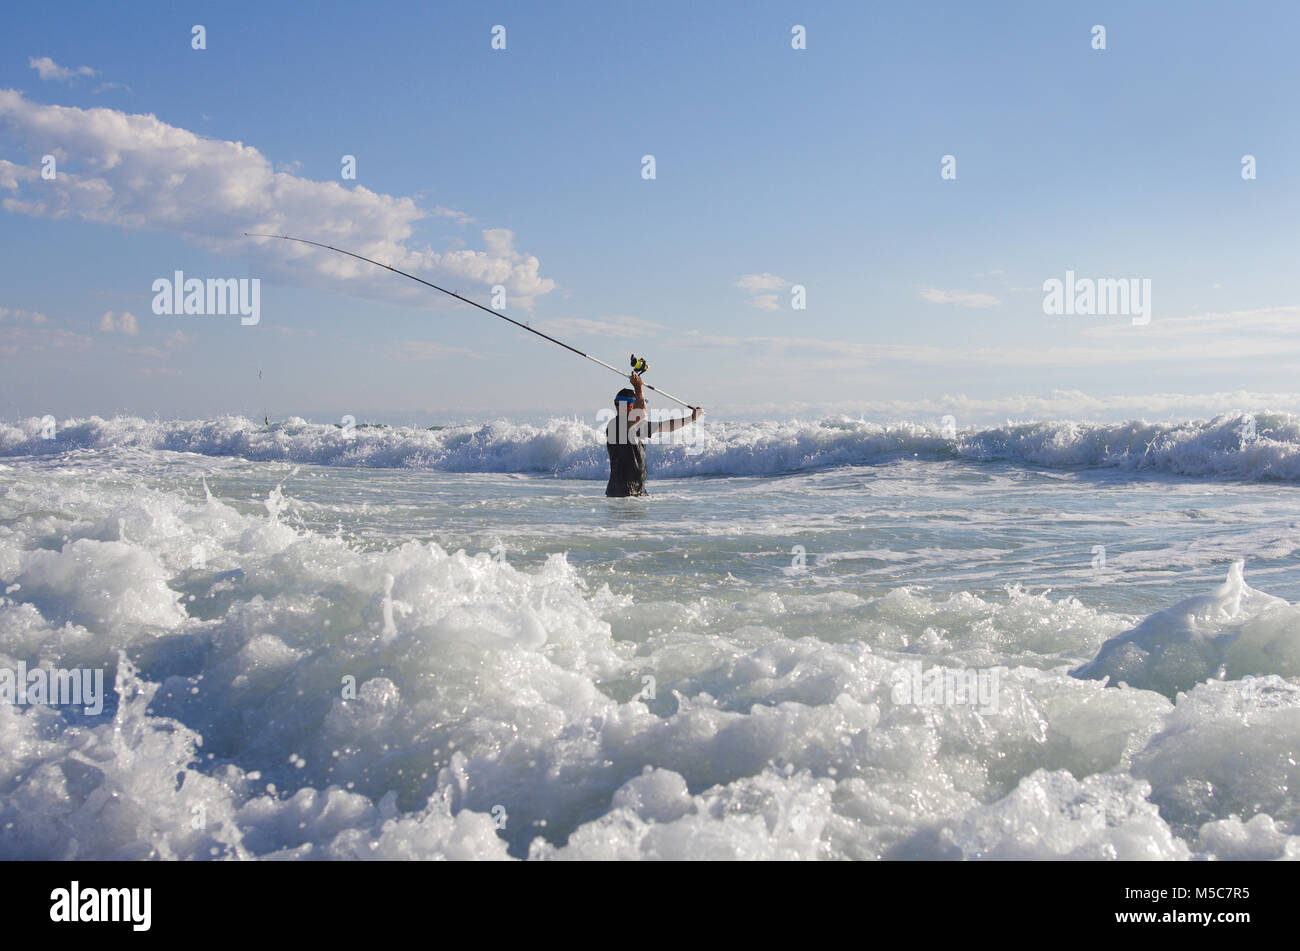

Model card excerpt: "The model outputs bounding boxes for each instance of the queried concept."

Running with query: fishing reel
[630,353,649,375]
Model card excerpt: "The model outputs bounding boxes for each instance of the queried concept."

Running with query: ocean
[1,412,1298,860]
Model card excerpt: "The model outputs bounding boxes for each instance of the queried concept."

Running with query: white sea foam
[1072,561,1300,696]
[0,434,1296,860]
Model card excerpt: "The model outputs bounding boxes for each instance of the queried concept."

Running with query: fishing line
[244,233,698,408]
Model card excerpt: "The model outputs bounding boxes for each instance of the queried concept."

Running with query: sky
[2,0,1299,426]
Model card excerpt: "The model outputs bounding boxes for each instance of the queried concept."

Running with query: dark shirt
[605,413,659,497]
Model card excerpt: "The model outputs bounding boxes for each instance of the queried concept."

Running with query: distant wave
[4,412,1300,481]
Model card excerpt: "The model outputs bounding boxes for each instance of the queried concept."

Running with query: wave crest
[4,412,1300,480]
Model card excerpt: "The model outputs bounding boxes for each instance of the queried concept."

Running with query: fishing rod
[244,233,698,409]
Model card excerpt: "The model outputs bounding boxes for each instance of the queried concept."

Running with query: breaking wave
[4,411,1300,481]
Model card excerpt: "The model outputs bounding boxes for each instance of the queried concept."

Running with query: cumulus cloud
[919,287,1001,308]
[0,89,556,307]
[734,273,792,311]
[0,306,90,356]
[99,310,138,335]
[0,306,48,325]
[28,57,95,82]
[734,273,789,294]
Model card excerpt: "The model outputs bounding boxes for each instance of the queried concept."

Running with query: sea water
[0,413,1297,859]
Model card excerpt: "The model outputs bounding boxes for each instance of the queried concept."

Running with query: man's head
[614,388,638,411]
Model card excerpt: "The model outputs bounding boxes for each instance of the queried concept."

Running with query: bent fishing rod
[244,233,698,409]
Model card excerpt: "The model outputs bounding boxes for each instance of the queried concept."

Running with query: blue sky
[2,0,1298,425]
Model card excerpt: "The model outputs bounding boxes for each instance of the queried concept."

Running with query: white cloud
[720,390,1300,424]
[0,306,48,325]
[433,205,476,226]
[734,273,792,310]
[28,57,95,82]
[919,287,1000,308]
[677,302,1300,371]
[387,340,484,362]
[99,310,138,335]
[274,326,317,340]
[0,89,556,307]
[536,315,668,339]
[1080,306,1300,340]
[877,389,1300,421]
[734,273,789,294]
[0,306,90,356]
[127,330,191,360]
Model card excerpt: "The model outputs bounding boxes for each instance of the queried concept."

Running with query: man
[605,371,703,497]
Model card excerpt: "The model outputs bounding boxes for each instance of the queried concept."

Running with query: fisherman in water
[606,370,703,497]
